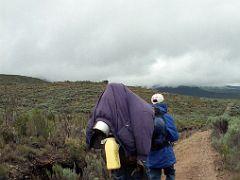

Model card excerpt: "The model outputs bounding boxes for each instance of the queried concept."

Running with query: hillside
[0,74,48,85]
[203,85,240,94]
[0,77,238,179]
[0,81,229,130]
[155,85,240,99]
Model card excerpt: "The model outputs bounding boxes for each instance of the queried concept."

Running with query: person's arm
[164,114,179,142]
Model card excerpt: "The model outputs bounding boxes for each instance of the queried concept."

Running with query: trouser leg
[146,168,162,180]
[111,163,145,180]
[163,165,175,180]
[111,148,145,180]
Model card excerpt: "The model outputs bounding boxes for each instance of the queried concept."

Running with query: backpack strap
[151,141,171,150]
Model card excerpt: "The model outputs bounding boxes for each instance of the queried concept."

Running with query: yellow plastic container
[105,137,121,170]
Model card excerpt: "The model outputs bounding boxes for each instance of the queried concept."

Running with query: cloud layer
[1,0,240,86]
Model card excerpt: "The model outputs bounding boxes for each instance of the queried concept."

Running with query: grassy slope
[0,74,47,85]
[0,81,230,130]
[0,77,236,179]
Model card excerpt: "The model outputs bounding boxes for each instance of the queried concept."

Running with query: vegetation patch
[0,78,236,179]
[210,102,240,172]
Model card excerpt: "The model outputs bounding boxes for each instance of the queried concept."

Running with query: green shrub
[0,114,3,125]
[222,117,240,171]
[0,135,5,149]
[0,164,10,179]
[211,134,225,155]
[26,109,49,139]
[65,137,85,159]
[16,144,38,158]
[47,164,80,180]
[210,115,240,171]
[210,114,230,137]
[14,114,30,136]
[82,151,109,180]
[224,117,240,147]
[0,125,17,143]
[174,114,206,132]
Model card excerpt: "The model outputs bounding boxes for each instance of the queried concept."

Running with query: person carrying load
[86,83,154,180]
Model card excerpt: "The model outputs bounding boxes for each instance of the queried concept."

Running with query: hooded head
[151,93,164,104]
[151,93,167,115]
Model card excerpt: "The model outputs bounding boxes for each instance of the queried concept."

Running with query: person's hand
[131,160,146,177]
[137,160,145,167]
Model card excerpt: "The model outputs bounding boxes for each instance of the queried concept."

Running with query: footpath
[174,130,230,180]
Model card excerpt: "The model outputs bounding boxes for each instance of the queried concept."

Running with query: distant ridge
[154,85,240,99]
[0,74,48,85]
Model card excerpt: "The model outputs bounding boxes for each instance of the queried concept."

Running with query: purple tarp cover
[86,83,154,160]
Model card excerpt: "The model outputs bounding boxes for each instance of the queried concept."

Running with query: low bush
[222,117,240,171]
[65,137,85,159]
[210,114,229,135]
[26,109,49,139]
[0,135,5,149]
[0,125,17,144]
[210,115,240,171]
[14,114,30,136]
[0,164,10,179]
[82,150,109,180]
[47,164,80,180]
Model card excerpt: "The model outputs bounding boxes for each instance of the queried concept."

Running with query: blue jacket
[146,103,179,168]
[86,83,154,161]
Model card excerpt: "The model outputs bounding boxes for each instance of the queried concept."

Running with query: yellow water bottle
[105,137,121,170]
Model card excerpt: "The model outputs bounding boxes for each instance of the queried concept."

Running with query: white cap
[93,121,110,136]
[151,93,164,104]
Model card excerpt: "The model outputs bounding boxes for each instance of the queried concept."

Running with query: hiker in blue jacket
[145,93,179,180]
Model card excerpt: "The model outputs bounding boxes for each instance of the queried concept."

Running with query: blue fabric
[146,165,175,180]
[146,103,179,168]
[86,83,154,160]
[147,146,176,168]
[152,117,166,145]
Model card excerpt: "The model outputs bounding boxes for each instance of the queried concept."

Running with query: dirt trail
[174,130,229,180]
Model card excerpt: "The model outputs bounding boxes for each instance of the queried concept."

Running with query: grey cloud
[1,0,240,86]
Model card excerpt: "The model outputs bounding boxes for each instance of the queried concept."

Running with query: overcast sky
[1,0,240,87]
